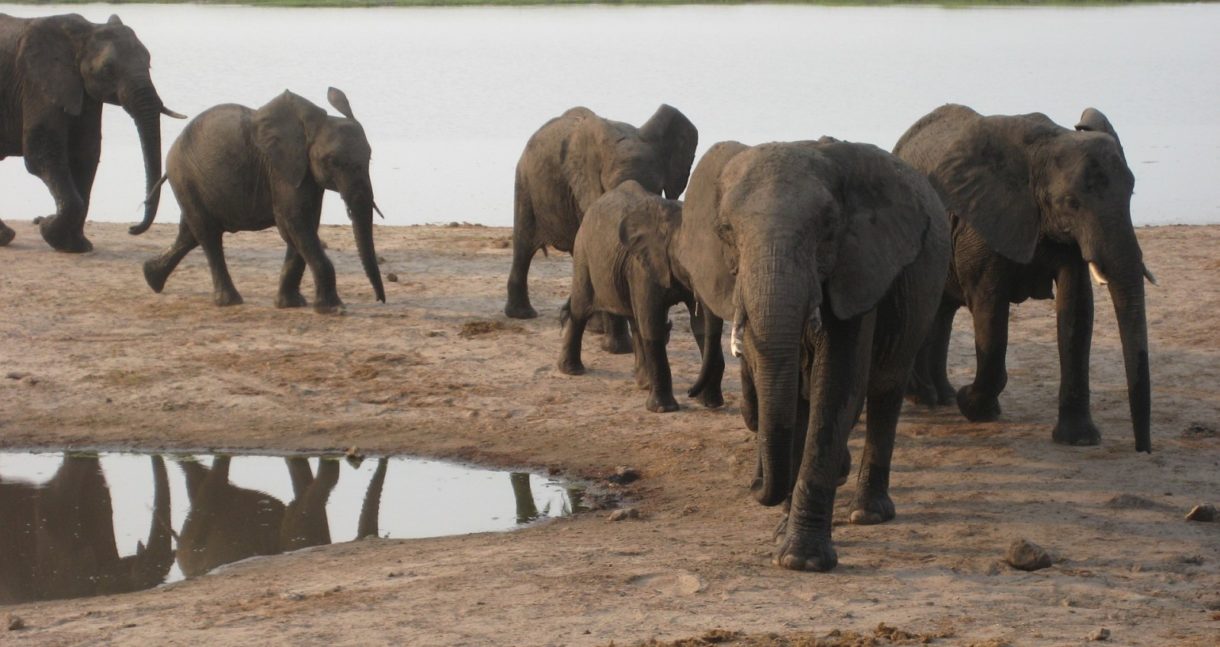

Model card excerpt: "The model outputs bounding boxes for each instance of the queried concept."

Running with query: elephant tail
[130,174,169,235]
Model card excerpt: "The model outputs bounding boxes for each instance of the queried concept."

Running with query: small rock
[386,571,404,578]
[281,592,305,601]
[22,376,39,386]
[1088,627,1111,641]
[607,508,640,522]
[1005,539,1053,571]
[377,255,387,263]
[6,614,25,631]
[386,272,399,283]
[608,466,641,485]
[1186,504,1216,522]
[1106,494,1158,510]
[4,372,25,380]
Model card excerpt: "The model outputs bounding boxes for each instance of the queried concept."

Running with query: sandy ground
[0,219,1217,646]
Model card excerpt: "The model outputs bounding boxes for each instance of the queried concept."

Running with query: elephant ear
[17,20,84,116]
[253,91,326,187]
[618,182,679,289]
[327,87,357,121]
[1075,107,1125,161]
[678,141,750,318]
[827,152,936,320]
[561,114,608,215]
[639,104,698,200]
[932,119,1041,264]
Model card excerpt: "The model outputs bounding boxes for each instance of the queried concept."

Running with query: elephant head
[17,15,185,236]
[617,180,685,289]
[564,104,698,210]
[252,88,385,303]
[0,454,173,602]
[683,140,938,505]
[932,108,1151,452]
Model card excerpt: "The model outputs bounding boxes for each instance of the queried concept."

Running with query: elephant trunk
[743,260,808,507]
[1108,272,1152,453]
[123,84,166,236]
[343,187,386,303]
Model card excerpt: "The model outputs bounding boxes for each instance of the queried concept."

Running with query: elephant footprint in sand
[138,88,385,313]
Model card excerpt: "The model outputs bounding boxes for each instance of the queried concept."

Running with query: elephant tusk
[1143,265,1158,286]
[809,308,823,333]
[730,321,744,358]
[1088,261,1109,286]
[160,107,187,120]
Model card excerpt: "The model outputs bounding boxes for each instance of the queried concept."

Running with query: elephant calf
[557,181,722,413]
[138,88,385,313]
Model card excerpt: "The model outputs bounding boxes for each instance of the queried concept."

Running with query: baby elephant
[140,88,385,313]
[558,181,718,413]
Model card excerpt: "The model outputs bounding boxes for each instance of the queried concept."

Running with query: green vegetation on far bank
[1,0,1204,8]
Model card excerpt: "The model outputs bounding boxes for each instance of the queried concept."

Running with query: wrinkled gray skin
[896,104,1152,453]
[678,139,949,571]
[557,180,723,413]
[140,88,384,313]
[0,13,182,252]
[505,105,698,352]
[0,455,173,603]
[176,456,388,578]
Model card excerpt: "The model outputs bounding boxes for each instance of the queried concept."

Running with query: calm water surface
[0,452,580,603]
[0,3,1217,228]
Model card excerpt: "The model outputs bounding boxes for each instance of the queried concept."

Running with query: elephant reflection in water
[509,472,581,523]
[0,455,174,603]
[176,456,388,577]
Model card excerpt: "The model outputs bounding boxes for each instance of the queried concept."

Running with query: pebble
[1005,539,1053,571]
[607,508,640,522]
[7,614,25,631]
[4,372,25,380]
[1185,504,1216,522]
[1088,627,1111,641]
[386,272,399,283]
[281,592,305,601]
[608,466,641,485]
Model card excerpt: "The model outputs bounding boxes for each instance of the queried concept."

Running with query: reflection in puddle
[0,452,582,604]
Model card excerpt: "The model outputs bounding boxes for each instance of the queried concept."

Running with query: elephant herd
[1,13,1154,573]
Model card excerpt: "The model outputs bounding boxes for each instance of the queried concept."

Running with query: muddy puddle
[0,452,582,604]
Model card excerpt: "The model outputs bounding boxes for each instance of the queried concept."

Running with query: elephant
[676,138,950,571]
[504,104,698,353]
[0,219,14,246]
[894,104,1152,453]
[0,454,174,603]
[138,88,385,313]
[0,13,183,252]
[175,456,387,577]
[557,180,723,412]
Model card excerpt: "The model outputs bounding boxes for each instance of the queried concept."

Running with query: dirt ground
[1,220,1217,646]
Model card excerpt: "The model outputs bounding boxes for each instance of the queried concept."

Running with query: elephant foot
[774,531,838,572]
[314,299,346,315]
[213,291,244,307]
[39,216,93,253]
[600,332,633,355]
[143,260,170,293]
[849,491,895,525]
[0,224,14,246]
[557,357,585,376]
[276,292,308,309]
[646,392,679,413]
[742,403,759,433]
[936,382,956,406]
[694,387,724,409]
[504,299,538,320]
[1052,413,1101,446]
[957,384,1001,422]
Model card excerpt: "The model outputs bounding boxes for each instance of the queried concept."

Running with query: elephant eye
[1065,195,1081,210]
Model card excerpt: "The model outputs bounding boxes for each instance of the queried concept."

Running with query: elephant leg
[505,179,539,319]
[279,201,341,314]
[775,313,874,572]
[276,244,309,309]
[193,223,242,307]
[599,313,634,355]
[1052,258,1100,446]
[740,356,759,432]
[631,322,649,389]
[144,220,198,293]
[0,218,16,246]
[687,302,725,409]
[957,294,1008,422]
[928,298,960,405]
[25,130,92,253]
[632,289,678,413]
[849,384,901,525]
[557,299,590,376]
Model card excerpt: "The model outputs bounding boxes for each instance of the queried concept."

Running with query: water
[0,4,1217,230]
[0,451,582,603]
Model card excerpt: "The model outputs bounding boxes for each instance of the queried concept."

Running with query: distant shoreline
[0,1,1199,9]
